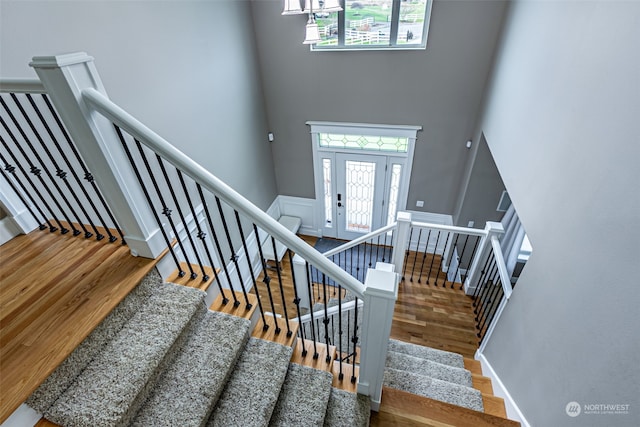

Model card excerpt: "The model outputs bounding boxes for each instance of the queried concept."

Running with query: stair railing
[0,80,125,243]
[19,52,397,411]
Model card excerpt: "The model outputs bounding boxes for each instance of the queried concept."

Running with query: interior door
[334,153,387,240]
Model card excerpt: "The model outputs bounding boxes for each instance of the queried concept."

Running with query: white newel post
[357,266,398,411]
[292,254,311,310]
[29,53,165,258]
[463,221,504,295]
[391,211,412,280]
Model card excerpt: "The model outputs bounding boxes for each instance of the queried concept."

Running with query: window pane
[397,0,428,45]
[316,12,339,46]
[319,133,409,153]
[323,158,333,226]
[345,160,376,233]
[345,0,392,46]
[386,164,402,226]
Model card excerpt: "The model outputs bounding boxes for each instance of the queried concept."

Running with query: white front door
[335,153,387,240]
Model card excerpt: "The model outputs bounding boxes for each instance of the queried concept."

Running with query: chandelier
[282,0,343,45]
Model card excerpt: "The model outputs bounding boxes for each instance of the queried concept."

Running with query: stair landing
[0,229,164,423]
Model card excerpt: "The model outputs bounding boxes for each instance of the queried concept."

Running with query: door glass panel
[319,133,409,153]
[386,163,402,226]
[345,160,376,233]
[323,158,333,227]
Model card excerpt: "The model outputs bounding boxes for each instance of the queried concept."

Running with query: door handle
[337,193,342,207]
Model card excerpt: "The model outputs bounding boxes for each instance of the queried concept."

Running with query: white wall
[480,1,640,426]
[0,0,278,211]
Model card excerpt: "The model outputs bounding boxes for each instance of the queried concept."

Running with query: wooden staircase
[2,228,520,426]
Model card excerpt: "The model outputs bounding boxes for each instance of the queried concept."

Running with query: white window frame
[311,0,434,52]
[308,121,421,237]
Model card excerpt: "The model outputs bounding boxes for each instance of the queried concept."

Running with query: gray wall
[479,1,640,426]
[251,0,508,215]
[0,0,277,211]
[455,133,506,228]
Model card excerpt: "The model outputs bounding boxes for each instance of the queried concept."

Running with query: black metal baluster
[25,94,98,239]
[156,156,198,279]
[331,254,338,296]
[427,231,441,284]
[479,285,505,343]
[176,169,211,282]
[114,128,181,271]
[254,234,280,333]
[305,262,319,359]
[0,154,47,229]
[462,236,482,289]
[215,196,249,308]
[321,273,331,362]
[477,269,501,337]
[409,228,422,282]
[197,184,238,306]
[472,252,494,300]
[43,95,121,243]
[375,235,381,264]
[0,110,67,233]
[401,228,412,281]
[251,225,273,329]
[437,233,452,286]
[356,243,362,282]
[233,211,259,313]
[450,234,468,289]
[288,250,307,356]
[337,284,344,380]
[382,230,389,262]
[351,296,359,383]
[6,94,84,236]
[129,136,187,275]
[271,237,292,337]
[417,229,431,283]
[475,259,498,317]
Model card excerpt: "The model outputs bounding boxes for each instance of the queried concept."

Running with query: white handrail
[0,78,45,93]
[490,235,513,299]
[293,298,363,324]
[82,88,365,298]
[322,223,396,257]
[410,220,488,237]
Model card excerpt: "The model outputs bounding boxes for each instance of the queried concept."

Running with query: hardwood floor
[0,228,162,424]
[255,235,480,358]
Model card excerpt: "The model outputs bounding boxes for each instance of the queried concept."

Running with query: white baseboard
[0,217,21,246]
[1,404,40,427]
[476,351,531,427]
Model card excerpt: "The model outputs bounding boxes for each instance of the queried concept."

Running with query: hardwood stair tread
[166,262,217,291]
[331,359,359,394]
[251,313,298,347]
[482,394,508,419]
[291,338,337,373]
[472,374,494,395]
[371,387,520,427]
[464,358,482,375]
[209,289,257,319]
[0,229,164,424]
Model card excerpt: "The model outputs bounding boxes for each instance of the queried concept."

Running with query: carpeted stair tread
[27,269,162,413]
[131,309,251,426]
[388,338,465,368]
[207,337,293,427]
[384,367,484,412]
[269,363,333,427]
[45,282,205,427]
[386,350,472,387]
[323,387,371,427]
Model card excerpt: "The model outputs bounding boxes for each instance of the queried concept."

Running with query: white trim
[475,352,531,427]
[0,79,45,94]
[276,195,320,236]
[0,404,41,427]
[306,121,421,139]
[0,217,21,245]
